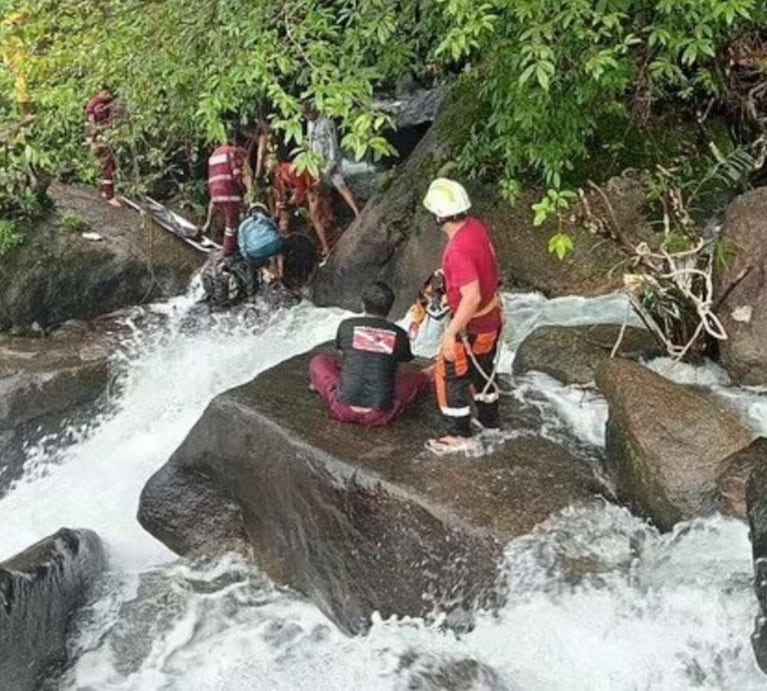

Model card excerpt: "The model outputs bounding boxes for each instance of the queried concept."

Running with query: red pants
[213,201,243,255]
[94,144,116,200]
[309,353,429,427]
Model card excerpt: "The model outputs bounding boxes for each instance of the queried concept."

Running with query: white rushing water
[1,291,764,689]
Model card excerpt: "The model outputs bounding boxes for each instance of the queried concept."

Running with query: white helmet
[422,178,471,219]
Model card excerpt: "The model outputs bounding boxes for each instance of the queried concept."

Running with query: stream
[0,290,764,690]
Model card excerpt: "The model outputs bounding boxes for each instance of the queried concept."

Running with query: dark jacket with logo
[335,316,413,410]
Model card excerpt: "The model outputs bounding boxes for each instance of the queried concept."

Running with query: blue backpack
[238,209,284,266]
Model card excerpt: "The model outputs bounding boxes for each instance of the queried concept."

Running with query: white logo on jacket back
[351,327,396,354]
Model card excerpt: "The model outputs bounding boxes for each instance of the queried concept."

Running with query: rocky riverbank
[0,183,203,335]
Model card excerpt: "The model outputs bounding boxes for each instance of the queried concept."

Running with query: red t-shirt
[275,162,316,207]
[441,217,501,332]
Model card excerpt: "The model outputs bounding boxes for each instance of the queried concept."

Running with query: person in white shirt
[305,102,361,220]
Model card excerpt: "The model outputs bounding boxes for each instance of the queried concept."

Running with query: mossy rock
[0,183,203,333]
[597,358,755,530]
[311,76,641,316]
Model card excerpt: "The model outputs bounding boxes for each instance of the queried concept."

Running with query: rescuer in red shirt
[202,143,253,256]
[422,178,503,453]
[269,157,333,264]
[85,85,120,207]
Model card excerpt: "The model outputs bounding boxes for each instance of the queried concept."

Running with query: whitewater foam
[1,290,763,689]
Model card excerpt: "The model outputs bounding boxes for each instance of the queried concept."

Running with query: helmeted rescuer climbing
[309,281,431,427]
[202,141,252,256]
[85,85,120,207]
[422,178,503,454]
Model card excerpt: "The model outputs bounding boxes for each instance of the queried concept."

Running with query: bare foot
[106,197,122,208]
[425,436,473,455]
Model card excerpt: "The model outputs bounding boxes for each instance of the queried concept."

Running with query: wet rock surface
[597,359,755,531]
[311,76,639,317]
[139,345,606,632]
[747,461,767,675]
[0,182,202,333]
[714,187,767,384]
[0,528,106,691]
[513,324,662,385]
[0,317,121,494]
[718,437,767,520]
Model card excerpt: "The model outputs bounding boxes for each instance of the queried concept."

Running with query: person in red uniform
[309,281,430,427]
[422,178,503,453]
[85,85,120,207]
[202,142,252,256]
[269,156,333,261]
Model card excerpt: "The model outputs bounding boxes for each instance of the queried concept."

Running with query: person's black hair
[437,211,468,225]
[362,281,395,317]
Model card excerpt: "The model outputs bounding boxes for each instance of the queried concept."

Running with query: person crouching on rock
[238,203,285,283]
[422,178,503,454]
[270,154,334,266]
[202,139,253,257]
[309,281,431,426]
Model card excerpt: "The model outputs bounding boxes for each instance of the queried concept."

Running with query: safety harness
[459,292,505,398]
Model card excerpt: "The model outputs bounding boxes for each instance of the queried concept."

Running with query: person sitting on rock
[309,281,430,427]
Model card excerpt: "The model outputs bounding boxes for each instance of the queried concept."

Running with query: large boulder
[718,438,767,519]
[138,345,605,633]
[311,75,642,316]
[596,359,756,530]
[513,324,662,385]
[747,462,767,675]
[0,318,118,493]
[0,183,202,333]
[0,528,107,691]
[714,187,767,384]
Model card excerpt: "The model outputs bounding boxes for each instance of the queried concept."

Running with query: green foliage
[547,232,575,260]
[59,209,88,233]
[2,0,452,200]
[661,232,696,253]
[0,117,50,217]
[2,0,765,254]
[439,0,766,192]
[0,218,24,255]
[714,236,737,272]
[531,189,577,227]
